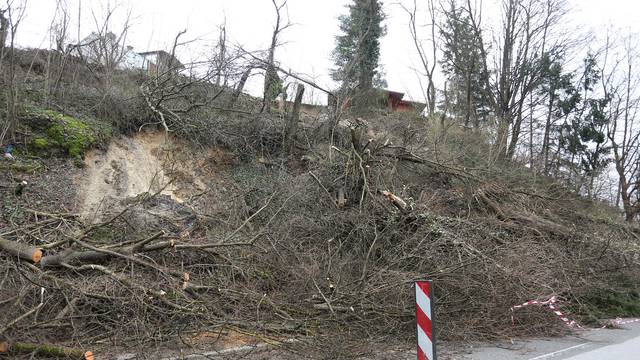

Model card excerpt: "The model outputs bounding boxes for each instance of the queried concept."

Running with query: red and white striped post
[415,280,436,360]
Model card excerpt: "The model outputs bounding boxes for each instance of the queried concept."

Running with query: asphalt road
[458,320,640,360]
[562,333,640,360]
[120,320,640,359]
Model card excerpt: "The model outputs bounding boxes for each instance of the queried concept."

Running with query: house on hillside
[120,47,145,69]
[138,50,184,74]
[71,32,133,69]
[328,88,427,114]
[70,33,183,74]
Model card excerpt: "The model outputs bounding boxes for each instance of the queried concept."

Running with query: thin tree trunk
[529,93,534,169]
[284,84,304,153]
[230,67,251,108]
[464,68,472,128]
[541,92,555,173]
[507,103,524,159]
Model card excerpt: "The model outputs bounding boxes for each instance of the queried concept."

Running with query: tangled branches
[1,113,639,358]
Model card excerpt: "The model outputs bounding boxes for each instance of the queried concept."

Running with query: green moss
[47,115,95,157]
[23,107,113,158]
[32,137,51,150]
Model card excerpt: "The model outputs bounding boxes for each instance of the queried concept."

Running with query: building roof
[379,89,405,98]
[400,100,427,113]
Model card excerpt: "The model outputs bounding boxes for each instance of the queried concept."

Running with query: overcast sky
[13,0,640,104]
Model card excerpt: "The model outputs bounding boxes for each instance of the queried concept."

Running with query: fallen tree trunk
[0,341,93,359]
[40,239,175,267]
[0,237,42,263]
[40,248,108,267]
[476,190,571,237]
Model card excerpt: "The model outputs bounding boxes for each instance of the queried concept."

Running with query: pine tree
[555,54,611,196]
[331,0,386,97]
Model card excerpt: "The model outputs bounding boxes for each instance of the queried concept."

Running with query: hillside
[1,47,640,359]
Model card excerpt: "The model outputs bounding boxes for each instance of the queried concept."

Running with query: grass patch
[573,276,640,324]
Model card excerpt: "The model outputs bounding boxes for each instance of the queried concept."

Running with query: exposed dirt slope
[77,131,205,221]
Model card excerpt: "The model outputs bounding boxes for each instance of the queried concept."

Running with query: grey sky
[14,0,640,104]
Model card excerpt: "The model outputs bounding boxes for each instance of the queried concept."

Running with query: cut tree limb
[476,189,571,236]
[0,237,42,263]
[40,239,176,267]
[0,341,92,359]
[61,263,192,312]
[381,191,409,212]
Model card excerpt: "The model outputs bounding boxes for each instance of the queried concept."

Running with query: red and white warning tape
[512,296,640,330]
[511,296,582,329]
[609,318,640,327]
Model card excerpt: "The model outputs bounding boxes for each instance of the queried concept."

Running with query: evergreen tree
[556,55,611,196]
[331,0,386,96]
[538,52,580,172]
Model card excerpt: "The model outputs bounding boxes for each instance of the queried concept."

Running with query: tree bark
[230,67,251,108]
[541,91,555,173]
[0,237,42,263]
[40,239,174,267]
[284,84,304,153]
[262,0,287,113]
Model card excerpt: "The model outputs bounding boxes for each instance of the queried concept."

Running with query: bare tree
[140,30,248,135]
[401,0,437,116]
[69,3,131,90]
[606,38,640,222]
[261,0,291,113]
[42,0,72,103]
[462,0,569,161]
[51,0,70,53]
[0,0,27,146]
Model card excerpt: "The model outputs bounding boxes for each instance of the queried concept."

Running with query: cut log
[40,249,108,267]
[0,341,8,353]
[0,237,42,263]
[381,190,408,211]
[2,341,92,359]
